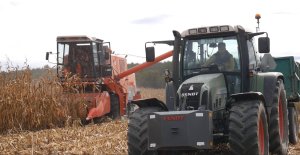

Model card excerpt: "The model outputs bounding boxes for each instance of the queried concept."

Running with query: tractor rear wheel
[109,93,120,119]
[229,100,269,155]
[288,106,299,144]
[127,107,163,155]
[269,79,289,155]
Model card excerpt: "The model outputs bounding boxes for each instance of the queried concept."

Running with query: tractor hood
[177,73,227,111]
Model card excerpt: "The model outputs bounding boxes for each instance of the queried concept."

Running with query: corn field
[0,65,86,134]
[1,65,299,154]
[0,64,165,154]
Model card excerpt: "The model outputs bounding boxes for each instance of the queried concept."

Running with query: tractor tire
[269,79,289,155]
[127,107,163,155]
[109,93,120,119]
[288,106,299,144]
[229,100,269,155]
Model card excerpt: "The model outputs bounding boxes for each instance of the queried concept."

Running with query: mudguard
[257,72,284,107]
[288,102,296,107]
[131,98,168,111]
[229,92,266,105]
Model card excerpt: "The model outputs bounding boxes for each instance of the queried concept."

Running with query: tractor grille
[180,83,203,110]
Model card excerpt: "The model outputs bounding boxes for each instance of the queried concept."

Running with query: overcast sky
[0,0,299,68]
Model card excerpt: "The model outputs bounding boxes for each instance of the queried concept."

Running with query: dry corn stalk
[0,64,86,134]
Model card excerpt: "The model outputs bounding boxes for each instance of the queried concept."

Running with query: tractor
[127,15,300,155]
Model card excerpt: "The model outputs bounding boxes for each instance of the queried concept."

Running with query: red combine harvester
[46,36,172,124]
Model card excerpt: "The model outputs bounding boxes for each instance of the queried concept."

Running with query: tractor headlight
[198,28,207,33]
[209,26,219,33]
[220,26,230,32]
[188,29,198,35]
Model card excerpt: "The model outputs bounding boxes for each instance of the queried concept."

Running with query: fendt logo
[163,115,184,121]
[181,92,199,97]
[189,85,194,90]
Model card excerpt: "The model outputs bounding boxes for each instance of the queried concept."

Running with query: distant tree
[43,65,50,69]
[128,61,172,88]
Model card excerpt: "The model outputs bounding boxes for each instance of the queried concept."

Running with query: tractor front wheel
[229,100,269,155]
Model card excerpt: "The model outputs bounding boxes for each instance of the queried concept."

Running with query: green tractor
[127,17,300,154]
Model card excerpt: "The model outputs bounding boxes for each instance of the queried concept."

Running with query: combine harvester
[127,14,300,155]
[46,36,172,124]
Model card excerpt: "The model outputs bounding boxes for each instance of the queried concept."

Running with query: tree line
[128,61,172,88]
[27,62,172,88]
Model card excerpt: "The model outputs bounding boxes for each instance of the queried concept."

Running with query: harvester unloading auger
[46,36,172,124]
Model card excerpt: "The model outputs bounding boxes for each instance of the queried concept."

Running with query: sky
[0,0,300,68]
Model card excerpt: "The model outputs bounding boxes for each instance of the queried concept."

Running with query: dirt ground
[0,118,299,155]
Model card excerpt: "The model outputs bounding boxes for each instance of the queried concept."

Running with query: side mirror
[258,37,270,53]
[104,51,110,60]
[103,46,111,60]
[46,52,51,60]
[146,47,155,62]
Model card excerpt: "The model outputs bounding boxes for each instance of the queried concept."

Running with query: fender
[257,72,284,107]
[228,92,269,121]
[229,92,266,106]
[288,102,296,107]
[131,98,168,111]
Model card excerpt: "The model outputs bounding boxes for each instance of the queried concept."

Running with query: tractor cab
[47,36,112,81]
[178,25,270,96]
[146,25,270,111]
[181,33,242,95]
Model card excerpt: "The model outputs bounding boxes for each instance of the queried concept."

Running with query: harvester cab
[128,15,299,155]
[47,36,112,81]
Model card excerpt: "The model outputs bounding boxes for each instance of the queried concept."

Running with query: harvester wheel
[93,117,104,124]
[269,79,289,155]
[288,106,299,144]
[127,107,163,155]
[229,100,269,155]
[80,119,91,126]
[109,93,120,119]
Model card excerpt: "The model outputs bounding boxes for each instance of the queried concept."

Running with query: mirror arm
[248,32,268,39]
[145,40,174,47]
